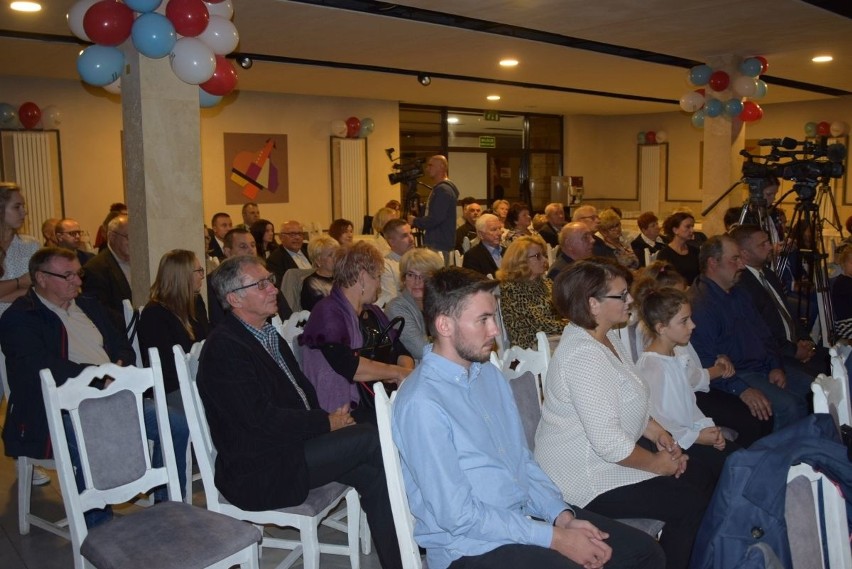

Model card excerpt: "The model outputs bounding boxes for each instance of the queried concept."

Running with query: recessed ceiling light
[486,95,501,101]
[499,59,519,67]
[812,55,833,63]
[447,117,459,124]
[11,1,41,11]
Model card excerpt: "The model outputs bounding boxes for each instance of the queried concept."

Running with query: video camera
[740,136,846,201]
[385,147,425,185]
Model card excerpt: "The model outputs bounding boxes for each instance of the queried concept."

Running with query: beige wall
[0,75,400,242]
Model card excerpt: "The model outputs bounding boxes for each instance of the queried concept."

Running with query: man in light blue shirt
[392,267,664,569]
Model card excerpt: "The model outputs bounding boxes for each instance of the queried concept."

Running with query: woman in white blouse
[0,182,39,317]
[534,259,714,569]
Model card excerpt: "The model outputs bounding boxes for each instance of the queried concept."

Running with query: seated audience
[546,221,594,280]
[0,183,39,318]
[538,202,566,248]
[93,202,127,252]
[138,249,210,408]
[249,218,278,259]
[462,213,505,277]
[329,218,355,247]
[197,255,402,569]
[238,202,260,231]
[371,207,399,256]
[300,241,413,421]
[688,235,810,433]
[573,205,611,259]
[597,210,639,269]
[42,217,60,247]
[393,266,665,569]
[300,234,340,311]
[377,219,415,307]
[454,197,481,253]
[501,202,536,246]
[266,220,311,283]
[535,258,714,569]
[496,235,565,348]
[490,199,509,225]
[656,212,700,284]
[385,247,444,360]
[630,211,666,268]
[722,207,742,232]
[55,218,94,265]
[82,214,132,335]
[832,244,852,340]
[207,212,232,261]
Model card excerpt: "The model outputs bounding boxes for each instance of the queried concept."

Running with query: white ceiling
[1,0,851,116]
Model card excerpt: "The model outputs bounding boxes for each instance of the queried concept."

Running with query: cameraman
[409,155,459,261]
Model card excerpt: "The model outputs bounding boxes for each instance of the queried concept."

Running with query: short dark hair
[698,234,734,273]
[328,218,353,242]
[662,212,694,238]
[552,258,631,330]
[423,267,499,336]
[241,202,258,213]
[209,255,266,310]
[636,211,658,231]
[224,227,250,250]
[729,224,764,247]
[637,261,687,289]
[29,247,76,281]
[382,217,409,237]
[459,196,477,208]
[504,202,529,230]
[723,207,742,230]
[211,212,230,226]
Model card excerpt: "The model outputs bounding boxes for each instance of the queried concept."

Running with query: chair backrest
[786,463,852,569]
[122,299,143,367]
[0,343,10,403]
[374,387,422,569]
[812,373,851,430]
[535,331,553,393]
[500,337,549,404]
[40,349,181,556]
[508,371,541,451]
[280,268,315,312]
[493,295,510,359]
[828,344,852,425]
[174,344,222,512]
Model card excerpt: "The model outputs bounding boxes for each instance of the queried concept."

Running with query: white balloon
[103,77,122,95]
[830,121,848,137]
[655,130,668,143]
[679,91,704,113]
[170,37,216,85]
[67,0,100,42]
[42,105,63,128]
[732,76,757,98]
[198,16,239,55]
[330,119,347,138]
[205,0,234,20]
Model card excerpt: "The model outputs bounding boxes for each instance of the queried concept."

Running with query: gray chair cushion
[617,518,665,538]
[510,371,540,451]
[784,475,822,569]
[219,481,348,517]
[81,501,261,569]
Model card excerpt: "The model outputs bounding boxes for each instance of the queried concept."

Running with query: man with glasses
[198,256,403,569]
[572,205,611,258]
[267,220,311,283]
[82,214,132,337]
[55,218,94,266]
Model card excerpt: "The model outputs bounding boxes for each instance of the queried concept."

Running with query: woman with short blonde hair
[300,235,340,310]
[385,248,444,359]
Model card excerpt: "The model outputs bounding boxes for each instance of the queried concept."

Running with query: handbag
[352,311,405,414]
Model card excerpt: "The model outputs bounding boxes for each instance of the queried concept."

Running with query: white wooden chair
[828,344,852,423]
[0,345,69,539]
[40,349,261,569]
[174,344,365,569]
[273,310,311,366]
[811,373,851,431]
[122,299,143,367]
[374,386,423,569]
[786,463,852,569]
[500,334,551,404]
[493,295,511,359]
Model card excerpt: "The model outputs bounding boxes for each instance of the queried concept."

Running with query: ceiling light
[417,73,431,86]
[486,95,501,101]
[499,59,519,67]
[447,117,459,124]
[812,55,833,63]
[11,1,41,11]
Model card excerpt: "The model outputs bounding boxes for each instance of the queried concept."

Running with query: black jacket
[462,242,504,276]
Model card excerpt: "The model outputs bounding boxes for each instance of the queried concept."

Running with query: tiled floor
[0,402,383,568]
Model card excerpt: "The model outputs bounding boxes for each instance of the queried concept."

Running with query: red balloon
[200,55,238,96]
[345,117,361,138]
[755,56,769,75]
[739,101,763,122]
[708,70,730,92]
[18,102,41,130]
[696,88,705,97]
[644,131,656,144]
[166,0,210,37]
[817,121,831,136]
[83,0,133,47]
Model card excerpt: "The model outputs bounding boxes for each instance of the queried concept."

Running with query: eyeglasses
[279,232,304,238]
[229,274,276,294]
[193,268,205,276]
[405,272,425,282]
[40,269,85,282]
[601,290,630,303]
[527,252,544,260]
[56,230,83,237]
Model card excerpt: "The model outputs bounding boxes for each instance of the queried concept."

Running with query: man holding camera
[409,155,459,260]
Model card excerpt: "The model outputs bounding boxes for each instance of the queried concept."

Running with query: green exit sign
[479,136,496,148]
[484,111,500,121]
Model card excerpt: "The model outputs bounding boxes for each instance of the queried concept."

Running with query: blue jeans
[738,370,809,431]
[63,398,189,527]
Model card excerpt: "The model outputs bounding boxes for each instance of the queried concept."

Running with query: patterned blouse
[0,234,39,317]
[499,277,565,349]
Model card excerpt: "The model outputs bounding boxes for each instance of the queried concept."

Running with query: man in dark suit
[454,197,481,253]
[208,212,232,261]
[266,220,311,283]
[208,228,291,327]
[462,213,504,277]
[82,214,131,333]
[547,222,594,280]
[198,256,401,569]
[54,218,94,266]
[731,224,827,377]
[538,202,566,248]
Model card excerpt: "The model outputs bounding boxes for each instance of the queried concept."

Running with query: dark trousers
[585,460,715,569]
[303,423,402,569]
[695,389,771,448]
[448,508,665,569]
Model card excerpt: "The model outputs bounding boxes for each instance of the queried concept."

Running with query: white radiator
[1,130,62,238]
[331,137,367,225]
[638,144,667,213]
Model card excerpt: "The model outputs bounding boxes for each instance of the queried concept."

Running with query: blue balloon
[688,64,712,86]
[691,109,705,129]
[739,58,763,78]
[77,45,125,87]
[131,13,176,59]
[199,88,222,108]
[704,98,723,118]
[0,102,17,127]
[724,99,743,118]
[754,80,768,99]
[804,122,817,137]
[637,131,646,143]
[125,0,162,12]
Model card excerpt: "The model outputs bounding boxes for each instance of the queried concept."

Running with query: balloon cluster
[803,121,849,138]
[67,0,240,108]
[679,57,768,128]
[0,101,63,130]
[636,130,668,144]
[330,116,375,138]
